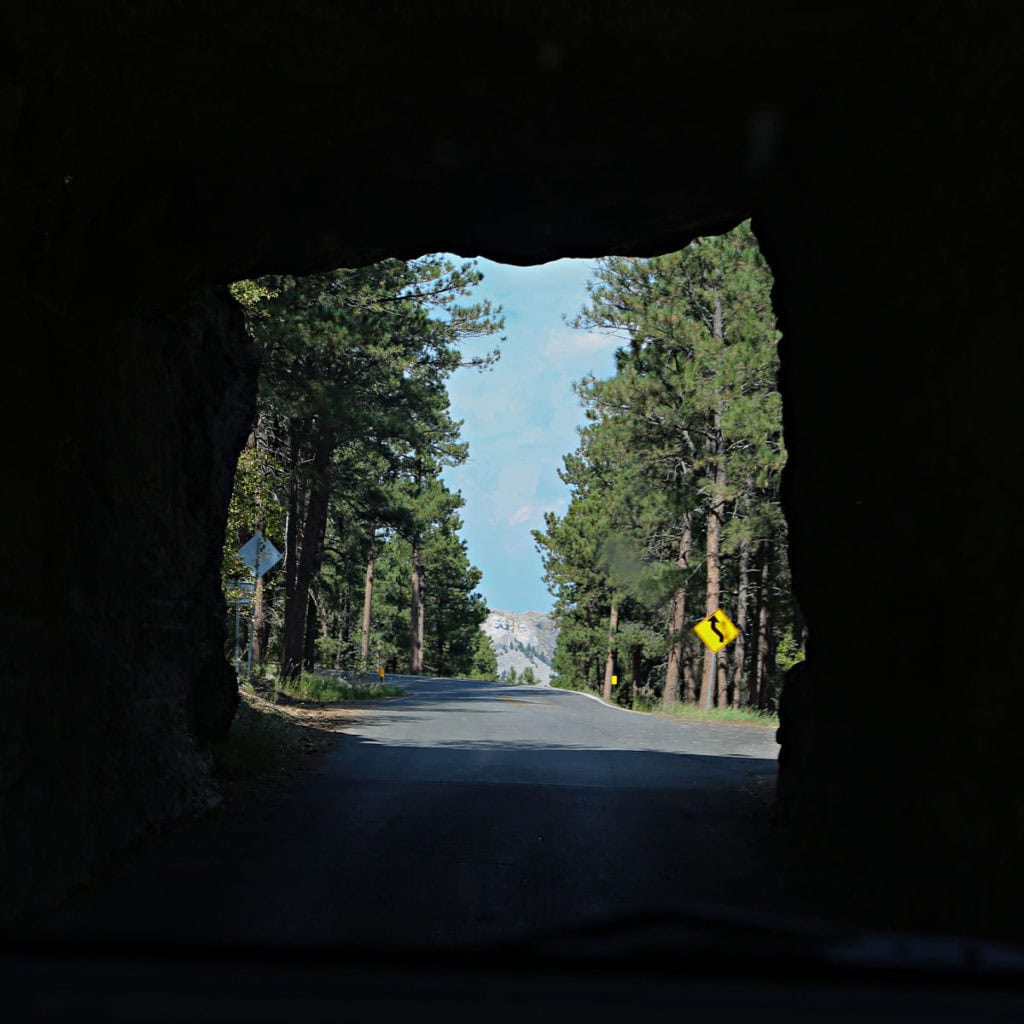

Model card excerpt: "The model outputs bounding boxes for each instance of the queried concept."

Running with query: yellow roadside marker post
[378,666,385,682]
[693,609,740,711]
[611,674,618,687]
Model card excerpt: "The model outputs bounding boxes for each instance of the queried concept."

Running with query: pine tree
[224,256,503,682]
[468,630,499,680]
[537,222,790,708]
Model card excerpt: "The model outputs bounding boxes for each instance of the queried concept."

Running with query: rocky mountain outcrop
[482,611,557,684]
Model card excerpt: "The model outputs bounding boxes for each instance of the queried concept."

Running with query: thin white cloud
[542,327,621,366]
[506,499,565,527]
[508,505,534,526]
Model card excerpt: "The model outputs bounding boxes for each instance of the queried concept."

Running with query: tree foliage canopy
[535,222,799,708]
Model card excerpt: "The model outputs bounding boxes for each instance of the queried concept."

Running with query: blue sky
[439,256,621,614]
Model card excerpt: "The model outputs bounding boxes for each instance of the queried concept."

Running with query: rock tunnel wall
[2,2,1023,934]
[755,48,1024,932]
[0,288,256,918]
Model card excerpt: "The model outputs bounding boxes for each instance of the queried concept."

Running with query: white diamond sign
[237,531,283,578]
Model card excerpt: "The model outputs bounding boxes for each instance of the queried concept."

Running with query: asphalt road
[29,677,791,953]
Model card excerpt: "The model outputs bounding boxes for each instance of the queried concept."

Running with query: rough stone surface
[2,3,1023,934]
[482,611,557,683]
[0,287,257,919]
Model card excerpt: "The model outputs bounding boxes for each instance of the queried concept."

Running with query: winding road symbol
[693,608,739,652]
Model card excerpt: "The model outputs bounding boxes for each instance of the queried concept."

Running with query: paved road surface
[30,677,790,952]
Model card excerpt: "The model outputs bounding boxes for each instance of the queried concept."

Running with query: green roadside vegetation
[550,677,779,727]
[276,672,406,703]
[632,696,778,728]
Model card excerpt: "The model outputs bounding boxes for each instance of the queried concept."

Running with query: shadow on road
[18,719,808,956]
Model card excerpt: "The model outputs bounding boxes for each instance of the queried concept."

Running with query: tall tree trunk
[360,529,375,668]
[302,592,318,671]
[281,486,300,678]
[281,433,331,681]
[716,647,729,708]
[252,567,267,666]
[756,543,775,708]
[699,441,727,708]
[282,429,304,638]
[255,581,274,666]
[334,610,344,669]
[699,292,727,710]
[242,427,267,668]
[749,551,763,706]
[793,600,807,655]
[684,648,698,702]
[409,535,425,673]
[731,543,750,705]
[280,426,306,677]
[662,516,692,707]
[630,643,642,707]
[602,597,619,701]
[337,588,354,670]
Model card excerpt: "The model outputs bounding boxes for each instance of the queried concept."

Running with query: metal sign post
[227,594,252,675]
[248,536,261,678]
[704,652,716,711]
[236,532,282,679]
[227,580,256,678]
[234,603,241,675]
[693,608,740,709]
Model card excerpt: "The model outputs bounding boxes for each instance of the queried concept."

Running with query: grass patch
[276,671,406,703]
[632,696,778,728]
[211,690,332,782]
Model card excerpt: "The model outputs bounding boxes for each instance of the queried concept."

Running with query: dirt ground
[213,689,360,804]
[262,690,360,733]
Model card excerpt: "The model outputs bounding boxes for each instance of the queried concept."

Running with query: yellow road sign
[693,609,740,652]
[611,674,618,687]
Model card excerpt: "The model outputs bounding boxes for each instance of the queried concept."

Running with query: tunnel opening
[0,224,919,958]
[219,226,797,722]
[191,230,811,951]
